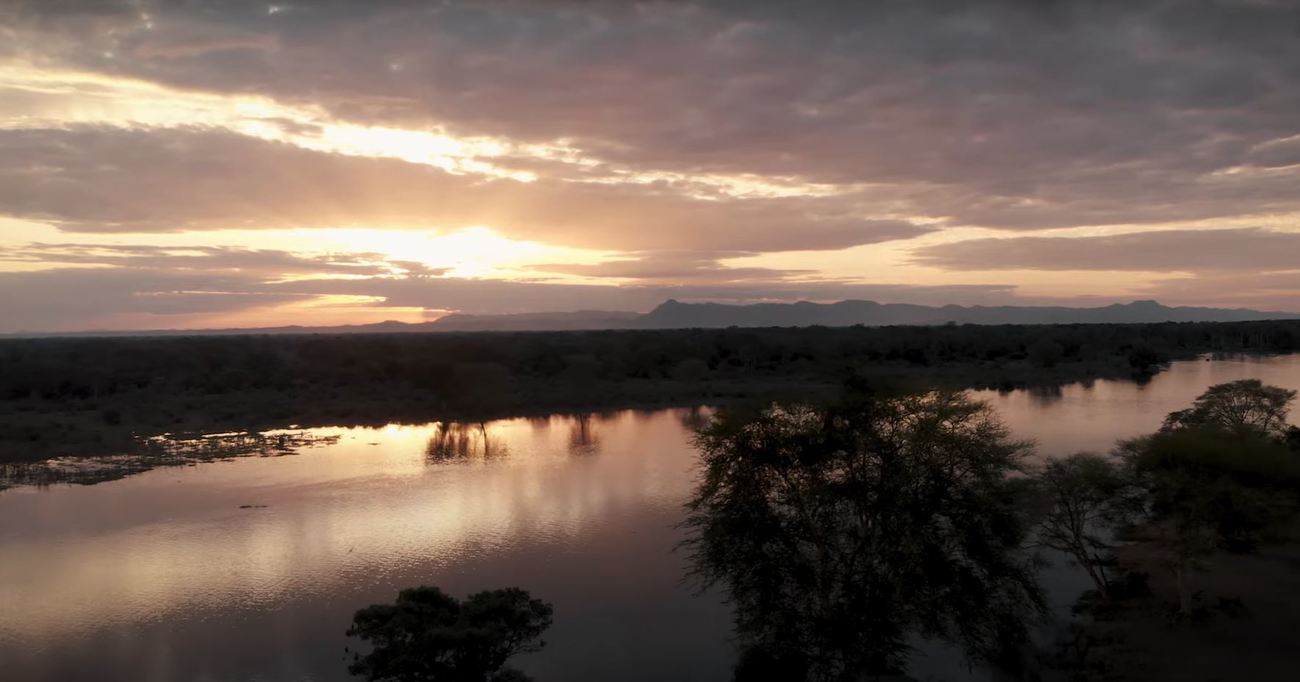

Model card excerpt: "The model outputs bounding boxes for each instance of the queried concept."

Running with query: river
[2,354,1298,681]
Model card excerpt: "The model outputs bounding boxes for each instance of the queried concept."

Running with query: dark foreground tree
[683,388,1043,681]
[1031,453,1138,599]
[346,586,553,682]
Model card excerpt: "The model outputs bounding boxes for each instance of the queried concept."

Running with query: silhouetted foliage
[1120,380,1300,616]
[3,319,1298,461]
[1031,453,1139,599]
[1028,339,1065,368]
[683,387,1043,680]
[1160,379,1296,438]
[1126,345,1163,374]
[345,586,552,682]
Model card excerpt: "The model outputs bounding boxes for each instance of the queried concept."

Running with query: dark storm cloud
[0,126,930,251]
[8,1,1300,230]
[912,228,1300,272]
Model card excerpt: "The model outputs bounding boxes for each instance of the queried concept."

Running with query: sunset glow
[2,2,1298,332]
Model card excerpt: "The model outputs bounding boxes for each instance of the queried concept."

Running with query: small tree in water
[346,586,553,682]
[1031,452,1138,600]
[683,387,1043,681]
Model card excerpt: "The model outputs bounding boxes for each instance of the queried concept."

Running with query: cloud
[270,276,1023,317]
[0,266,309,331]
[0,126,931,252]
[4,1,1300,330]
[912,228,1300,272]
[0,242,401,276]
[7,1,1300,231]
[1135,269,1300,313]
[529,250,815,284]
[0,242,1016,332]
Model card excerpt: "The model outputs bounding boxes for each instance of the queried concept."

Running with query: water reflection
[1,356,1299,681]
[1025,383,1064,406]
[0,430,339,490]
[974,354,1300,457]
[0,410,730,682]
[567,414,599,456]
[427,421,510,461]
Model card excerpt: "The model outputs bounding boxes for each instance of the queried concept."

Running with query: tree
[1031,453,1137,599]
[1126,346,1165,375]
[683,388,1043,681]
[1161,379,1296,438]
[1117,436,1221,618]
[346,586,553,682]
[1028,339,1065,368]
[1122,380,1300,617]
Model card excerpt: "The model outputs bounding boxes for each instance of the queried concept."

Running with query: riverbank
[1079,524,1300,680]
[4,320,1298,462]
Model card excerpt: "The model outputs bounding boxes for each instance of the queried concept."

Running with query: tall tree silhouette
[683,388,1043,681]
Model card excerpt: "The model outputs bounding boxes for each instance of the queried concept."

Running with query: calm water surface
[2,354,1299,682]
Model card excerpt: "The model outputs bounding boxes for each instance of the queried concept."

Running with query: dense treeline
[2,319,1298,461]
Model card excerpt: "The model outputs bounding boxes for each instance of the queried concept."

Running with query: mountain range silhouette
[15,300,1299,337]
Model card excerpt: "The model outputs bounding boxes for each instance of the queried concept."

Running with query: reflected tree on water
[678,406,712,433]
[1026,383,1064,406]
[426,422,508,461]
[683,387,1044,681]
[567,414,600,456]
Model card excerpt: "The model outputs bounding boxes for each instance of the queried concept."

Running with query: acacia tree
[1125,380,1300,617]
[1032,453,1137,600]
[683,389,1043,681]
[346,586,553,682]
[1161,379,1296,438]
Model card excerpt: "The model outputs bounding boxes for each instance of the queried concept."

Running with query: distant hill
[425,310,641,332]
[635,299,1300,329]
[7,300,1296,338]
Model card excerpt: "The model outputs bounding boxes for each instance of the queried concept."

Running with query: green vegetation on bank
[2,319,1298,461]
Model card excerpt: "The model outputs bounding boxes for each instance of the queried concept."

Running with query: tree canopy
[683,388,1043,680]
[346,586,553,682]
[1121,379,1300,615]
[1161,379,1296,438]
[1031,452,1138,599]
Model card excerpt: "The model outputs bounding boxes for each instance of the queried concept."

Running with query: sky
[1,0,1299,332]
